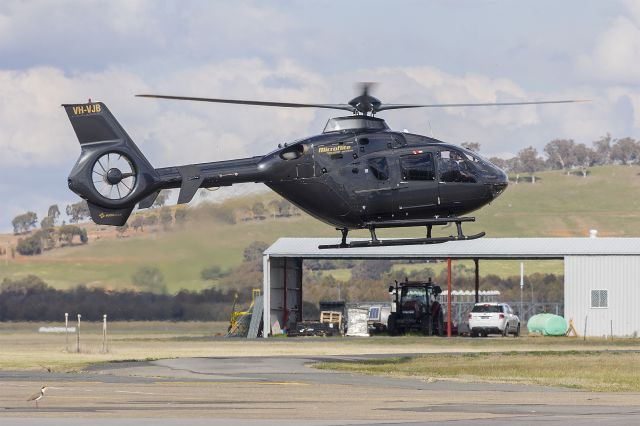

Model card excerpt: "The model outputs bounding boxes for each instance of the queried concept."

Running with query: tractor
[387,278,445,336]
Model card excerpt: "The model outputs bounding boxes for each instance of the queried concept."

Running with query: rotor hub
[106,168,123,185]
[348,85,381,115]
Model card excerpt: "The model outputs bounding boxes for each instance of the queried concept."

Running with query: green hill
[2,165,639,292]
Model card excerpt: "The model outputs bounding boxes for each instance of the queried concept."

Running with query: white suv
[468,303,520,337]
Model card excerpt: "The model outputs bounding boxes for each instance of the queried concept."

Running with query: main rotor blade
[136,94,355,112]
[376,99,590,112]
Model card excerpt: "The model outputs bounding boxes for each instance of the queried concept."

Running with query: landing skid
[318,217,485,249]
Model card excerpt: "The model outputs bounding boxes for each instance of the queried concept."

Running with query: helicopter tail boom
[64,102,266,226]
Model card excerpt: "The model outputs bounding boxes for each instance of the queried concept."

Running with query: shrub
[16,234,43,255]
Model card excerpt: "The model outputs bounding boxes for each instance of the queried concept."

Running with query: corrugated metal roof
[264,237,640,259]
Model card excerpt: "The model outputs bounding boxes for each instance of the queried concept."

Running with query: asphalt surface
[1,355,639,425]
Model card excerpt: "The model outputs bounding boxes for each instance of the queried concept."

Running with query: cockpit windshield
[460,149,504,179]
[439,148,504,182]
[323,116,389,133]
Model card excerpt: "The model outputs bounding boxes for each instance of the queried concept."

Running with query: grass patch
[1,322,639,374]
[315,350,640,392]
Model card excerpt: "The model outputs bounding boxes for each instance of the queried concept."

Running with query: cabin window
[438,150,477,183]
[368,157,389,181]
[400,153,435,181]
[279,144,306,160]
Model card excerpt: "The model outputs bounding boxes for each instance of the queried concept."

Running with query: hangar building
[263,237,640,338]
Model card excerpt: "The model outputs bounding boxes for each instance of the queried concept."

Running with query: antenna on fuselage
[428,120,435,138]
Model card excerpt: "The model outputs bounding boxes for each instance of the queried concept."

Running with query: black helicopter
[64,84,583,248]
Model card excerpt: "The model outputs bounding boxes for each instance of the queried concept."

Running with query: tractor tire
[387,313,400,336]
[435,310,445,336]
[422,315,433,336]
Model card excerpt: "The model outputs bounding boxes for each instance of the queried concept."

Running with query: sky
[1,0,640,231]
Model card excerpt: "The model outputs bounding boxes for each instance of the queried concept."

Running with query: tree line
[470,134,640,181]
[12,202,88,256]
[16,224,88,256]
[0,275,249,321]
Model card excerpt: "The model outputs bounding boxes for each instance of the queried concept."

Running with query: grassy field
[316,351,640,392]
[0,165,638,292]
[1,322,639,375]
[471,165,640,238]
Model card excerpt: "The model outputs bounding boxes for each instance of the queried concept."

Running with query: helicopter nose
[489,167,509,198]
[490,181,508,198]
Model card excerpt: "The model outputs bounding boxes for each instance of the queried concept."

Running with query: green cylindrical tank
[526,314,544,332]
[526,313,567,336]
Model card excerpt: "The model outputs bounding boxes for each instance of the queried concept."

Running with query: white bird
[27,386,48,408]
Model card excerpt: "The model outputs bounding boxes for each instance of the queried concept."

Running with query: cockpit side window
[400,153,435,181]
[368,157,389,181]
[438,150,477,183]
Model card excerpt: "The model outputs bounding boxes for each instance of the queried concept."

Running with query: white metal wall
[565,256,640,337]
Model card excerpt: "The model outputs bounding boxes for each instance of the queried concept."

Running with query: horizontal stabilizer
[87,202,133,226]
[177,165,201,204]
[138,191,160,209]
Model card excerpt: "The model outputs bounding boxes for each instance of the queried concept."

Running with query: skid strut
[319,216,485,249]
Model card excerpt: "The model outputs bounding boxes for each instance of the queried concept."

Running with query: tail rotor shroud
[91,152,137,200]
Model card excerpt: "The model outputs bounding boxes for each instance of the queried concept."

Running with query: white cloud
[0,59,333,167]
[387,66,539,127]
[0,66,151,166]
[4,58,629,173]
[577,6,640,84]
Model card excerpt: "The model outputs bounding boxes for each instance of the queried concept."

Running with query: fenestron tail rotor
[91,152,137,200]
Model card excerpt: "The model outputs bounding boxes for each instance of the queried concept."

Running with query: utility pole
[520,262,524,321]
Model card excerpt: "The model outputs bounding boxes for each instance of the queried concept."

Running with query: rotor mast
[348,83,380,116]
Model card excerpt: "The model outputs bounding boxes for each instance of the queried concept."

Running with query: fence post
[102,314,108,353]
[76,314,81,353]
[65,312,69,352]
[583,315,588,341]
[610,319,613,340]
[447,258,452,338]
